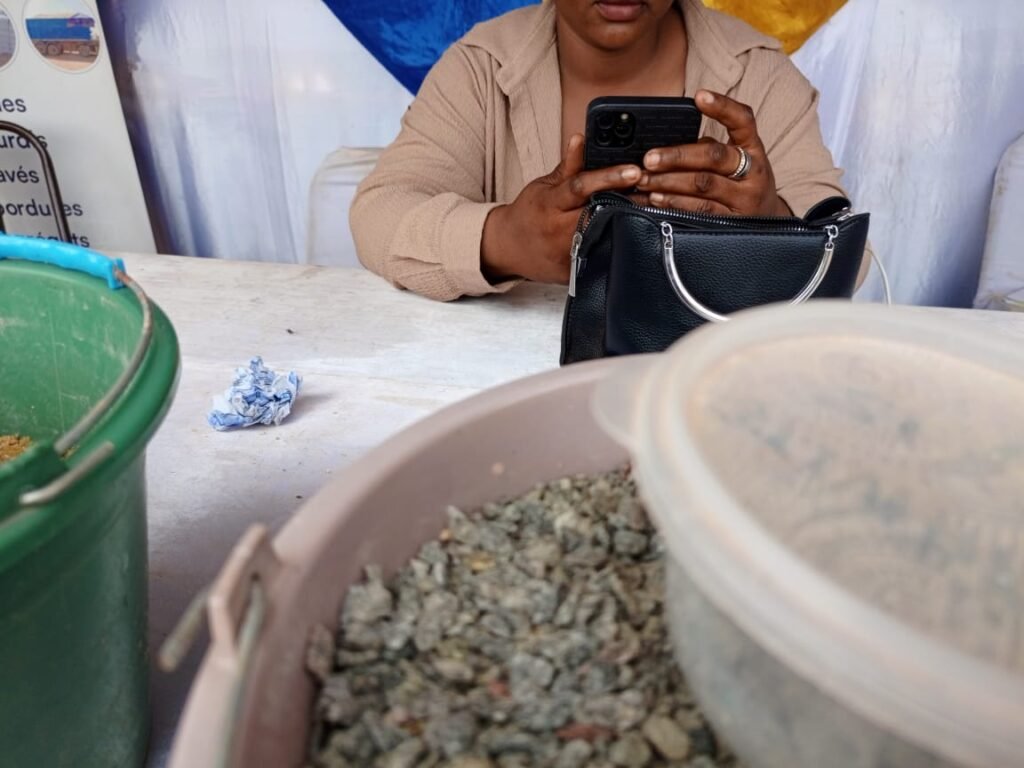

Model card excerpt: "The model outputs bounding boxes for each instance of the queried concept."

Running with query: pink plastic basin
[169,359,628,768]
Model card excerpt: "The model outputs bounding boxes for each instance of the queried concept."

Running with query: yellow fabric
[703,0,847,53]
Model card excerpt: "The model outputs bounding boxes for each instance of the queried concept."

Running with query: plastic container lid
[595,302,1024,768]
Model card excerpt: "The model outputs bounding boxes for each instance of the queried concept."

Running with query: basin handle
[158,524,283,671]
[207,525,281,767]
[206,524,282,661]
[160,525,282,768]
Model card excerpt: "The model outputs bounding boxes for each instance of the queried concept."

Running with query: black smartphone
[584,96,702,171]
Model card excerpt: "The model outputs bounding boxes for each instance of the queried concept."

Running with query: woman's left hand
[636,90,791,217]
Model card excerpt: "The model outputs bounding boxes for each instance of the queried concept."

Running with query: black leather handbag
[560,192,869,365]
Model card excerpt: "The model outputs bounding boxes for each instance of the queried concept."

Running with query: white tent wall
[101,0,411,263]
[794,0,1024,307]
[102,1,1024,307]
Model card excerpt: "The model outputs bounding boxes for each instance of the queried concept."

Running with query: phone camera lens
[596,131,611,147]
[596,112,614,130]
[613,120,631,139]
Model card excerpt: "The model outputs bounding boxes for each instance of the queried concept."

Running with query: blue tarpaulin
[322,0,535,93]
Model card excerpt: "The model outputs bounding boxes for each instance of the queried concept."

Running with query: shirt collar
[490,0,781,97]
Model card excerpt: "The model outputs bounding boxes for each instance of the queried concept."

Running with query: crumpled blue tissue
[207,357,302,431]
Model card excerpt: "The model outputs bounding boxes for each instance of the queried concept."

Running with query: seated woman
[351,0,857,301]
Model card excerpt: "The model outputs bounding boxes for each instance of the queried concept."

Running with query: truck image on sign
[26,15,98,58]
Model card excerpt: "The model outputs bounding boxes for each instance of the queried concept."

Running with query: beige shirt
[351,0,848,302]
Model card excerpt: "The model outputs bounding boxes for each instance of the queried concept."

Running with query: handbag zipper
[568,231,583,297]
[625,203,804,229]
[659,220,842,267]
[590,192,816,230]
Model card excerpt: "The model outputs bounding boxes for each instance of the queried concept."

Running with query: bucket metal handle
[0,121,72,243]
[0,234,155,508]
[0,233,126,289]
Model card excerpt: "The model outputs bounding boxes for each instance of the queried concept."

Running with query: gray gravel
[307,469,742,768]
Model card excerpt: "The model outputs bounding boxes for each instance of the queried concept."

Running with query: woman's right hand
[481,134,642,284]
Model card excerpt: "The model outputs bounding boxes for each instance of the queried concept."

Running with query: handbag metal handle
[660,221,839,323]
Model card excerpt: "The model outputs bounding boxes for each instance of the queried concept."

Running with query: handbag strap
[660,222,839,323]
[872,250,893,305]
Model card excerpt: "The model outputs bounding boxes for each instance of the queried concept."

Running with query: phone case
[584,96,702,171]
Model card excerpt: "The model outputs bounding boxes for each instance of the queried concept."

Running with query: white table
[128,253,1024,767]
[127,254,566,766]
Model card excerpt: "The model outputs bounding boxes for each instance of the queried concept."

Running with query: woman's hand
[637,90,791,217]
[482,135,641,284]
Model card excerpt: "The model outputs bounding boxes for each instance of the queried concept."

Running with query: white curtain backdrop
[101,0,410,262]
[793,0,1024,307]
[102,0,1024,308]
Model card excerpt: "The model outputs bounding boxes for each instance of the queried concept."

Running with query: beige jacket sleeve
[739,50,873,283]
[350,45,511,302]
[737,49,846,218]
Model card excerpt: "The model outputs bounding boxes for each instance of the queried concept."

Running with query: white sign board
[0,0,153,252]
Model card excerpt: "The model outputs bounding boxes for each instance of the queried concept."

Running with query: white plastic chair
[793,0,1024,307]
[974,135,1024,311]
[304,147,382,268]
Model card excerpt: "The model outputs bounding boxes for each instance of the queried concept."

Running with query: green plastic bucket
[0,236,179,767]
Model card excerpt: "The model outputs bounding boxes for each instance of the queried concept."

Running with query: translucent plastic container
[595,302,1024,768]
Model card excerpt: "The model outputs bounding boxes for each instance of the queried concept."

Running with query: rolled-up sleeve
[745,50,873,283]
[350,45,516,301]
[745,50,846,218]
